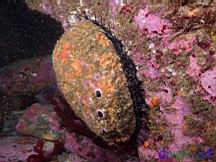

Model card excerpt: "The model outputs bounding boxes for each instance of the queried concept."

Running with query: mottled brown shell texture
[52,20,145,144]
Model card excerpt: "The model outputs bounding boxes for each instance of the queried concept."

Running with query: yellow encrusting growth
[96,33,110,48]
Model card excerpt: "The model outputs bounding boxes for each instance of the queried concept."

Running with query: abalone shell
[52,21,137,144]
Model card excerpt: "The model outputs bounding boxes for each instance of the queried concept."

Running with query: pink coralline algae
[131,52,146,66]
[200,67,216,97]
[145,86,173,111]
[186,55,201,79]
[137,61,161,80]
[139,97,203,161]
[16,103,62,140]
[0,136,38,162]
[165,38,195,55]
[138,146,158,161]
[165,97,203,152]
[40,1,53,16]
[0,136,62,162]
[134,7,196,55]
[134,8,171,38]
[132,54,161,81]
[26,139,63,162]
[55,153,88,162]
[110,0,124,16]
[156,86,173,108]
[64,133,101,162]
[64,132,120,162]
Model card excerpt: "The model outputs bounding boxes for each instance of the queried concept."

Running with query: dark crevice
[0,0,64,68]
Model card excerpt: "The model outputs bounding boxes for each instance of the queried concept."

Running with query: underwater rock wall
[0,56,55,116]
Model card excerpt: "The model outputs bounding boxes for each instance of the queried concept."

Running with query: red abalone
[52,21,139,144]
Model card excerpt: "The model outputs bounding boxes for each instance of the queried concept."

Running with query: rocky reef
[0,0,216,162]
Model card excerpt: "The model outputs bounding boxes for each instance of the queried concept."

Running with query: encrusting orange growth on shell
[99,52,115,68]
[96,79,115,94]
[59,42,71,63]
[52,21,137,144]
[71,59,83,77]
[96,33,110,48]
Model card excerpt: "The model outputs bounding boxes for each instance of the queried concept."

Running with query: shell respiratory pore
[52,21,144,144]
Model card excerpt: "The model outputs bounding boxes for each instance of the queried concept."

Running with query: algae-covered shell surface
[52,21,136,144]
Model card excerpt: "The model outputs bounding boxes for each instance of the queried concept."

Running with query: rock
[16,103,62,141]
[64,132,121,162]
[0,136,38,162]
[1,110,24,136]
[0,56,55,116]
[200,67,216,97]
[53,153,88,162]
[0,113,3,133]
